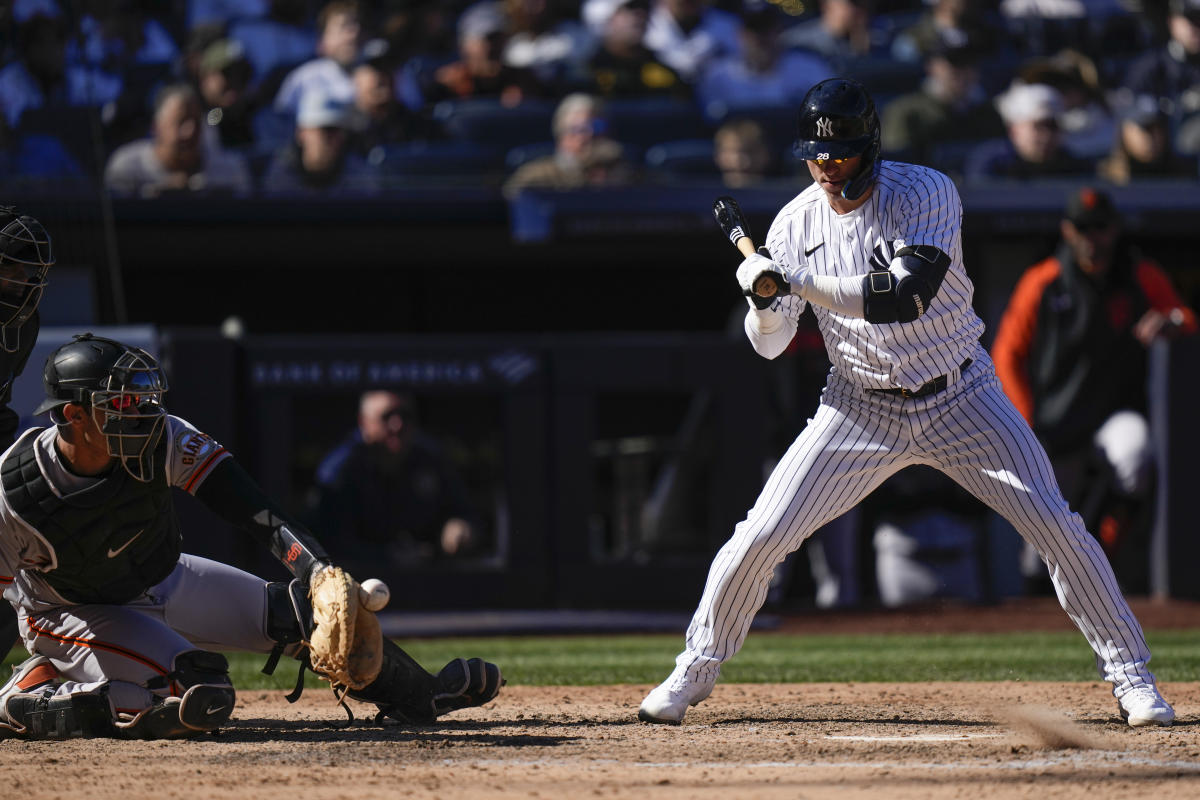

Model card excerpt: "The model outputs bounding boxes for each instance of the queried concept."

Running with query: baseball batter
[639,78,1174,728]
[0,334,502,739]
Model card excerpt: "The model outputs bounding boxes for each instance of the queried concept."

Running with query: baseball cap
[1064,187,1120,229]
[358,37,392,69]
[928,28,981,67]
[458,1,507,41]
[996,82,1063,125]
[296,89,351,129]
[199,38,249,74]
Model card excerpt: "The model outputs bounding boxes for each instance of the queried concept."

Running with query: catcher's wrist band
[270,524,330,583]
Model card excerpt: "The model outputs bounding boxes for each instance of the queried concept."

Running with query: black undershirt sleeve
[193,457,331,584]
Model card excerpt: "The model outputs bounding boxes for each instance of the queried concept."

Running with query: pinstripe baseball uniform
[666,161,1159,702]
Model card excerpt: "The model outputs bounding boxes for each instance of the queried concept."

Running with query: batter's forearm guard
[193,458,330,583]
[863,245,950,324]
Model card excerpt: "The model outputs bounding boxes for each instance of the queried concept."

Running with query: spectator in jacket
[313,390,482,564]
[104,83,252,197]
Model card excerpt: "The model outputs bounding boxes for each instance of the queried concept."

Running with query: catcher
[0,334,502,740]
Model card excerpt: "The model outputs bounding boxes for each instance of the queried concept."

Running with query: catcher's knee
[115,683,235,740]
[119,650,235,739]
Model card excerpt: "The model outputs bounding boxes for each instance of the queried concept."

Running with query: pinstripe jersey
[763,160,985,391]
[641,157,1165,727]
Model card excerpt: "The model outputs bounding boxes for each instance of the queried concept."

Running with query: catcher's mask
[793,78,881,202]
[35,333,168,482]
[0,207,53,353]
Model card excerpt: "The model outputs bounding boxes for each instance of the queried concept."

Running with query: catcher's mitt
[307,566,383,691]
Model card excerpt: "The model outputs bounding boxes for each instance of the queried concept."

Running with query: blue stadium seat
[378,140,507,177]
[252,107,296,152]
[644,138,718,179]
[432,98,557,151]
[505,141,555,171]
[16,107,104,173]
[602,97,712,149]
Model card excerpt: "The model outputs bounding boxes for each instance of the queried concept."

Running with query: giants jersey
[0,415,229,610]
[763,160,986,390]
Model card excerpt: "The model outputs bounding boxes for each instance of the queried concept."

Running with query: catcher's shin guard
[346,638,503,723]
[1,687,114,739]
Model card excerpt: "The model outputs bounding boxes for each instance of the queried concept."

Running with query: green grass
[8,631,1198,688]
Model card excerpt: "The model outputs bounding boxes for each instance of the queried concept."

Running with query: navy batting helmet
[793,78,881,201]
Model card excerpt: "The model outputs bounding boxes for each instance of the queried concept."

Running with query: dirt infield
[2,598,1198,799]
[1,682,1197,799]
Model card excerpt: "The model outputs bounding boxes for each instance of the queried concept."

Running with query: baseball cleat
[0,654,59,722]
[1118,685,1175,727]
[638,667,714,725]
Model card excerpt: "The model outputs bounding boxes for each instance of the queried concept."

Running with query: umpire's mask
[0,209,53,354]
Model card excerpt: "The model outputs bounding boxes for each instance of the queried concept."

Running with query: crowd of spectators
[2,0,1199,198]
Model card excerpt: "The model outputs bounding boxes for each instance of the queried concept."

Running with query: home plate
[827,733,1004,742]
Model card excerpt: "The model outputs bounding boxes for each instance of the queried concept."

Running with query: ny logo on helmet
[816,116,834,138]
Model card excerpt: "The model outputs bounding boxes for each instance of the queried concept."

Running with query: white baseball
[359,578,390,612]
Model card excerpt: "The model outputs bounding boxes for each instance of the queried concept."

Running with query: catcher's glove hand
[307,566,383,691]
[432,657,504,716]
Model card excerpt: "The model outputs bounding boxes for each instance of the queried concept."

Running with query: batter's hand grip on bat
[713,195,785,299]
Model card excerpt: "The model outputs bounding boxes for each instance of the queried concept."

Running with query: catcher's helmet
[793,78,881,201]
[0,207,53,353]
[36,333,169,482]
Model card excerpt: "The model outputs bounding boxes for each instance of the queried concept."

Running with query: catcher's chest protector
[1,429,181,604]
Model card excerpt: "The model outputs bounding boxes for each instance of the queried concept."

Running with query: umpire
[0,208,53,660]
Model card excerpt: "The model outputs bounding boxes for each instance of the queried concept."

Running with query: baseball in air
[359,578,390,611]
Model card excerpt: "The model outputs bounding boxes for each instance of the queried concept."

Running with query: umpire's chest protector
[1,428,182,605]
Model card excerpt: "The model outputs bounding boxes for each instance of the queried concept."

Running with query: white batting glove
[737,253,795,309]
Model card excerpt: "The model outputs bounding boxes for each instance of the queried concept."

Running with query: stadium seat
[379,140,507,177]
[602,97,712,149]
[505,141,555,172]
[252,107,297,152]
[644,138,718,179]
[16,107,104,173]
[432,98,557,151]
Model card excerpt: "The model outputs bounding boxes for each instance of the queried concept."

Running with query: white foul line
[825,733,1004,742]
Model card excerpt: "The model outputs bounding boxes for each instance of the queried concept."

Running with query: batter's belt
[870,358,973,399]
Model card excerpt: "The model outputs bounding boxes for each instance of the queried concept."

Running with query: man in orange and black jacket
[992,186,1196,592]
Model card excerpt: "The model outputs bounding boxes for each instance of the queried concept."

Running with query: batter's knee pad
[0,687,114,740]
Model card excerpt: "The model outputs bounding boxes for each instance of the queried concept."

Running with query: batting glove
[736,252,791,309]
